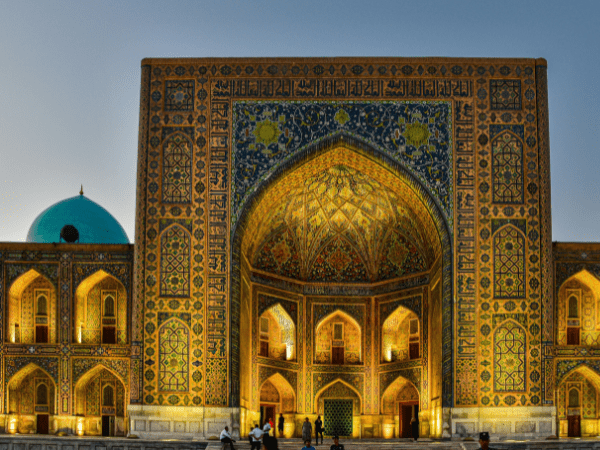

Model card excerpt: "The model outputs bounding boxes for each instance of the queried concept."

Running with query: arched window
[104,295,115,317]
[494,321,526,392]
[568,387,580,407]
[103,385,114,407]
[36,383,48,405]
[37,295,47,316]
[568,295,579,319]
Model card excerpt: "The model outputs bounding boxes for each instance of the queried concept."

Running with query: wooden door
[266,406,276,428]
[409,343,419,359]
[35,326,48,343]
[400,405,412,438]
[567,327,580,345]
[332,347,344,364]
[36,414,49,434]
[568,415,581,437]
[102,327,116,344]
[102,415,114,436]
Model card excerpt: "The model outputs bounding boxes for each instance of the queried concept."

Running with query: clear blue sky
[0,0,598,242]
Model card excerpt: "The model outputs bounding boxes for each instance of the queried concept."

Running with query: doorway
[399,402,418,438]
[102,415,114,437]
[260,405,276,430]
[36,414,49,434]
[567,415,581,437]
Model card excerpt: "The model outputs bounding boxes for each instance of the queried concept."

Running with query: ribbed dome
[26,194,129,244]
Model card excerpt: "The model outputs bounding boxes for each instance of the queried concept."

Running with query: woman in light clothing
[301,417,312,442]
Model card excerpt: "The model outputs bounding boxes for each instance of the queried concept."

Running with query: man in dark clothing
[277,413,284,438]
[314,416,323,445]
[479,432,496,450]
[410,417,419,442]
[329,435,344,450]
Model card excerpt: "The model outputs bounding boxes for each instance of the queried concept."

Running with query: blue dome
[26,194,129,244]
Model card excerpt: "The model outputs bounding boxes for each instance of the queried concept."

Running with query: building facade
[0,57,598,440]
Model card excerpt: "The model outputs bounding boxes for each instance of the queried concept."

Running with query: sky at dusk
[0,0,599,242]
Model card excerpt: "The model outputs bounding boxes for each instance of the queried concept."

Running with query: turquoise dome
[26,194,129,244]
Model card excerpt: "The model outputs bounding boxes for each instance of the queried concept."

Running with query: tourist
[302,438,316,450]
[250,423,263,450]
[410,416,419,442]
[478,432,496,450]
[278,413,285,438]
[302,417,312,442]
[220,426,236,450]
[263,419,272,436]
[330,435,344,450]
[269,417,274,430]
[314,416,323,445]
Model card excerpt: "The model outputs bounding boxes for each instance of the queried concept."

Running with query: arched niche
[380,375,419,439]
[73,364,127,436]
[8,269,57,344]
[557,365,600,437]
[258,303,296,361]
[381,305,420,363]
[557,270,600,346]
[7,363,56,434]
[232,138,452,415]
[259,373,296,414]
[74,270,127,345]
[315,379,361,438]
[315,310,362,365]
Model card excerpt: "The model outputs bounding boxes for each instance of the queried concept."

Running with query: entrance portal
[236,144,449,438]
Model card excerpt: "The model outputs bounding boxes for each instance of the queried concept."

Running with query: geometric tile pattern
[491,128,524,204]
[160,225,191,297]
[493,225,526,298]
[324,399,353,437]
[164,80,194,112]
[490,80,521,110]
[232,101,453,227]
[493,321,526,392]
[162,133,193,203]
[158,319,190,392]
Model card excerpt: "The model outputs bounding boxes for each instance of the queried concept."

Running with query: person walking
[302,417,312,443]
[220,426,236,450]
[314,416,323,445]
[478,432,497,450]
[277,414,284,438]
[249,423,263,450]
[410,416,419,442]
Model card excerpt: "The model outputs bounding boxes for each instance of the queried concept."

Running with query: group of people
[220,414,344,450]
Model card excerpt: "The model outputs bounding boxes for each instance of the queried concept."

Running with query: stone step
[206,439,464,450]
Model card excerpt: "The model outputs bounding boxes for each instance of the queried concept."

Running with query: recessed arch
[557,269,600,346]
[315,309,362,365]
[259,303,296,360]
[74,269,127,344]
[6,363,57,417]
[73,363,127,417]
[231,136,454,409]
[314,378,363,415]
[382,305,420,363]
[259,373,296,414]
[8,269,57,343]
[380,375,420,414]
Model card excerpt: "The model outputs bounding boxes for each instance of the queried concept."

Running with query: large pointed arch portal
[231,134,453,420]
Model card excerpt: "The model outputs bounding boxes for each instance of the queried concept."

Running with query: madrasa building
[0,57,598,441]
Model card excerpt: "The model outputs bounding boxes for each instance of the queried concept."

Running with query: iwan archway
[231,136,452,438]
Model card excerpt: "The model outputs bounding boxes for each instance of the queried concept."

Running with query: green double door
[324,399,353,437]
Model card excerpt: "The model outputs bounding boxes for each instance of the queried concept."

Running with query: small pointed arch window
[103,384,114,407]
[568,295,579,319]
[104,295,115,317]
[36,293,48,316]
[568,387,580,407]
[36,383,48,405]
